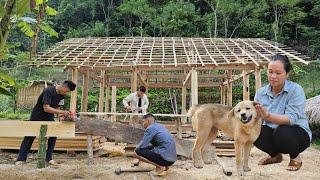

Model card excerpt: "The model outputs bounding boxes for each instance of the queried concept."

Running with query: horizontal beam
[0,121,75,138]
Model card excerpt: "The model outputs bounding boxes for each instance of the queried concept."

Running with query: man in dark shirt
[133,114,177,176]
[15,80,76,165]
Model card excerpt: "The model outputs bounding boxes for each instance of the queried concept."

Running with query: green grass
[311,138,320,149]
[0,111,29,120]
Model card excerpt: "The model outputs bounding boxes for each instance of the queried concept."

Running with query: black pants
[254,125,310,159]
[135,148,174,167]
[17,136,57,162]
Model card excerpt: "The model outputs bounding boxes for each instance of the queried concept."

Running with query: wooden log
[0,121,75,138]
[37,124,47,168]
[77,115,195,157]
[87,135,94,165]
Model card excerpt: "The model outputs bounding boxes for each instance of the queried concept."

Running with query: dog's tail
[188,104,201,131]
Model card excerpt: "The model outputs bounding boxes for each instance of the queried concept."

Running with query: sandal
[287,159,302,171]
[152,170,167,176]
[258,154,282,165]
[152,167,167,176]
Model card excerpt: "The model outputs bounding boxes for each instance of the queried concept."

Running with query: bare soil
[0,142,319,180]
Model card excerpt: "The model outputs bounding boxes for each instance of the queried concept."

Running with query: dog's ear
[228,107,235,119]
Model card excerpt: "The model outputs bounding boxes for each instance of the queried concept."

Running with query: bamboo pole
[37,124,47,168]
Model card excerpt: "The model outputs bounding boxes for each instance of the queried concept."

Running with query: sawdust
[0,143,319,180]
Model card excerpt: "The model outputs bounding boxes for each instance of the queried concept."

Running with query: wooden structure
[16,80,53,110]
[28,37,310,115]
[26,37,310,160]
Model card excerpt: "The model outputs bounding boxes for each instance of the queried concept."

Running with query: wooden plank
[242,70,250,100]
[111,86,117,121]
[81,69,90,112]
[70,67,78,112]
[226,70,233,106]
[255,67,262,91]
[0,121,75,138]
[98,70,105,112]
[191,69,198,105]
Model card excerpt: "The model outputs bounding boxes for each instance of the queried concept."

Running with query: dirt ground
[0,142,319,180]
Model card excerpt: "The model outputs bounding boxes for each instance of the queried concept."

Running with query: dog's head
[228,101,259,124]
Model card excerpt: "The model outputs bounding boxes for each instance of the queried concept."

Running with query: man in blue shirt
[133,114,177,176]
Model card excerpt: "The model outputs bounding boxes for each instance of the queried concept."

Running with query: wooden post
[79,69,94,165]
[81,70,89,112]
[37,124,47,168]
[70,67,78,112]
[191,69,198,105]
[243,70,250,101]
[87,135,94,165]
[227,70,233,106]
[220,85,226,105]
[255,67,262,92]
[131,68,138,93]
[111,86,117,121]
[98,70,105,112]
[105,85,110,112]
[176,86,186,139]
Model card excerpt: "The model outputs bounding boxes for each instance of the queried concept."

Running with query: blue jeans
[17,136,57,162]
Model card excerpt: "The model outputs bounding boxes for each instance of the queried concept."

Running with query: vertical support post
[87,135,94,165]
[255,67,262,92]
[81,69,89,112]
[111,86,117,121]
[105,85,110,112]
[37,124,47,168]
[98,70,106,112]
[191,68,198,105]
[176,86,186,139]
[227,70,233,106]
[70,67,78,112]
[220,85,226,105]
[131,68,138,93]
[243,70,250,101]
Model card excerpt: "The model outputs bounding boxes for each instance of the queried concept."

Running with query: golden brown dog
[188,101,262,176]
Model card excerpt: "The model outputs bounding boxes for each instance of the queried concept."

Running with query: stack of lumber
[0,133,104,152]
[213,140,235,157]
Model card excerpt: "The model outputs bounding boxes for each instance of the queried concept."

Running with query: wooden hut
[16,80,54,110]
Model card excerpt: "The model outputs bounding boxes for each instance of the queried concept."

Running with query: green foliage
[0,110,29,120]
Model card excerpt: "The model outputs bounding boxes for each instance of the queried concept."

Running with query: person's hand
[254,104,270,119]
[60,110,70,116]
[125,106,132,112]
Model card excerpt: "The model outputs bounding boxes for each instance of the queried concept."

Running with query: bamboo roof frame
[28,37,310,88]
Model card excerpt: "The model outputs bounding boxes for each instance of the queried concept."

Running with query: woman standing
[254,54,312,171]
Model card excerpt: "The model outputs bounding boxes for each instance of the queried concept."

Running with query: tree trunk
[0,0,16,57]
[30,3,46,59]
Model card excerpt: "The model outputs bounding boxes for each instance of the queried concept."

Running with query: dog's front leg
[235,140,244,176]
[243,142,252,172]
